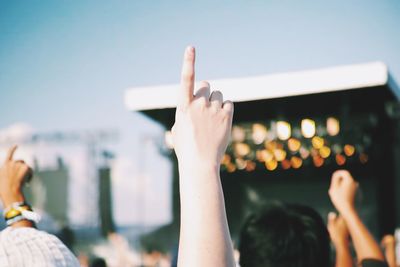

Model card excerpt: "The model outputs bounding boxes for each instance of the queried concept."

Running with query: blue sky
[1,1,400,129]
[1,0,400,226]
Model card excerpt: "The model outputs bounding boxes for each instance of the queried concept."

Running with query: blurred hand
[172,46,234,169]
[328,212,350,247]
[381,235,396,249]
[329,170,359,215]
[0,145,32,207]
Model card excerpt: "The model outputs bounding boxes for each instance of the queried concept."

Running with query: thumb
[328,212,337,224]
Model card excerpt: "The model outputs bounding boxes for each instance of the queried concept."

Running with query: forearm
[383,244,397,267]
[342,208,384,262]
[178,163,235,267]
[334,241,354,267]
[384,249,396,267]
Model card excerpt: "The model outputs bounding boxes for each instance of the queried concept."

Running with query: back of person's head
[239,203,330,267]
[90,257,107,267]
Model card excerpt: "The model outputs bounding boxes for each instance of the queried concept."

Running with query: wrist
[336,202,356,216]
[1,192,25,209]
[178,160,220,175]
[339,206,358,223]
[333,238,350,249]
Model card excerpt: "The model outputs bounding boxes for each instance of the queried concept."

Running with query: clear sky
[1,0,400,226]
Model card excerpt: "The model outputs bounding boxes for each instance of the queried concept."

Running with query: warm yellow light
[311,136,324,149]
[245,161,256,172]
[313,156,324,167]
[290,156,303,169]
[344,144,355,157]
[265,140,282,151]
[277,121,291,140]
[236,158,247,170]
[288,138,301,152]
[165,131,174,149]
[311,148,319,157]
[227,163,237,173]
[234,143,251,157]
[252,123,268,145]
[301,119,316,138]
[232,126,246,142]
[327,117,340,136]
[257,149,274,162]
[273,149,287,162]
[336,154,346,166]
[221,154,231,165]
[319,146,331,159]
[299,147,310,159]
[265,159,278,171]
[281,159,291,170]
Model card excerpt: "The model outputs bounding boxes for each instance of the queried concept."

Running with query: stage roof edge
[125,61,398,111]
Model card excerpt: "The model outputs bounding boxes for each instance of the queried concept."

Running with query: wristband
[6,215,25,226]
[3,202,40,225]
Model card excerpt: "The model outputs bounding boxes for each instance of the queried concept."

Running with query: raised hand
[174,47,236,267]
[328,170,359,215]
[381,235,397,267]
[0,145,32,208]
[172,46,234,169]
[327,212,350,247]
[328,170,385,263]
[328,212,353,267]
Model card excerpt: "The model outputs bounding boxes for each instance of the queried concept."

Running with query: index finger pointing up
[179,46,195,107]
[6,145,18,161]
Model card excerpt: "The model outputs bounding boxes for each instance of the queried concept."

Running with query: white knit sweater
[0,227,79,267]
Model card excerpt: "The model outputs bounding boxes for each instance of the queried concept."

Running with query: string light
[245,161,256,172]
[281,159,291,170]
[236,158,247,170]
[301,119,316,138]
[344,144,355,157]
[221,154,231,165]
[319,146,331,159]
[226,163,236,173]
[232,126,246,142]
[277,121,291,140]
[311,136,324,149]
[313,156,324,167]
[257,149,273,162]
[288,138,301,152]
[336,154,346,166]
[252,123,268,144]
[290,156,303,169]
[265,159,278,171]
[327,117,340,136]
[200,115,371,173]
[234,143,250,157]
[299,147,311,159]
[273,149,287,161]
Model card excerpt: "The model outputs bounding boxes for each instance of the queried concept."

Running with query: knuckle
[200,80,210,87]
[195,96,207,106]
[212,90,222,97]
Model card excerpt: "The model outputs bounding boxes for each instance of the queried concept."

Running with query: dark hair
[90,258,107,267]
[239,203,330,267]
